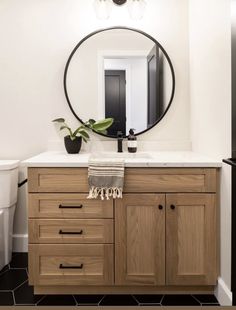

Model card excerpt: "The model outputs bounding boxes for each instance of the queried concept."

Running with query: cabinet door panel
[166,194,217,285]
[115,194,165,285]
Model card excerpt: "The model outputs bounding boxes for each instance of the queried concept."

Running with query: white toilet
[0,160,19,271]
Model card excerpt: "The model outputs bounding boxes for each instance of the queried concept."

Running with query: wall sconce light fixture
[94,0,146,20]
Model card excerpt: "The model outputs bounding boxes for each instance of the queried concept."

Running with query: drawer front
[28,194,113,219]
[29,219,113,244]
[28,168,217,194]
[124,168,217,193]
[29,244,113,286]
[28,168,89,193]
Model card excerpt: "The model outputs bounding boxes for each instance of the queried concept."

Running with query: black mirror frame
[64,26,175,138]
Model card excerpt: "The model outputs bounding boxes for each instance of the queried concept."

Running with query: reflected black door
[105,70,126,136]
[147,45,161,128]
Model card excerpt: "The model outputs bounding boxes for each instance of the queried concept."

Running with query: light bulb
[127,0,146,20]
[93,0,113,19]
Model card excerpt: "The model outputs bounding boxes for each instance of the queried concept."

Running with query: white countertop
[22,151,222,168]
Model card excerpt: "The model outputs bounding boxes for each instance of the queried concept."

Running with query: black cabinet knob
[170,205,176,210]
[158,205,163,210]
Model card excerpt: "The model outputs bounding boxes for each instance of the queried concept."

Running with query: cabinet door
[115,194,165,285]
[166,194,217,285]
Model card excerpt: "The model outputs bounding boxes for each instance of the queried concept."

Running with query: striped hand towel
[87,157,124,200]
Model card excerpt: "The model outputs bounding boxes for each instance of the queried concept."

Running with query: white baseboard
[215,277,232,306]
[13,234,28,252]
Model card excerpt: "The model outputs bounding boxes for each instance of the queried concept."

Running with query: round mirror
[64,27,175,138]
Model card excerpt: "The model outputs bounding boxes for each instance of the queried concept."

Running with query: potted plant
[53,118,114,154]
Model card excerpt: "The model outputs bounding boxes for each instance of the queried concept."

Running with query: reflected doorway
[105,70,126,136]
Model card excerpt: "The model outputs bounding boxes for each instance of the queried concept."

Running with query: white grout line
[72,295,78,306]
[98,295,106,306]
[13,279,28,292]
[160,295,165,305]
[36,295,46,306]
[191,294,202,305]
[12,290,16,305]
[131,295,140,305]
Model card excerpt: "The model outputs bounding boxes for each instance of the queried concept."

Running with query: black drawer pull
[59,204,83,209]
[170,204,176,210]
[59,263,83,269]
[59,230,83,235]
[158,205,163,210]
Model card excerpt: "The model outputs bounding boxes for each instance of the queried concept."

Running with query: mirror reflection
[65,28,174,137]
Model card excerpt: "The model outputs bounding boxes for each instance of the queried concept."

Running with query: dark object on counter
[117,131,123,153]
[64,136,82,154]
[127,129,137,153]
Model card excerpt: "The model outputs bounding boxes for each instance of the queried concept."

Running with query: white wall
[0,0,190,241]
[189,0,232,305]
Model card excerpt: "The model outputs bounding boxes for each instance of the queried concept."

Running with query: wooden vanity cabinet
[27,167,218,294]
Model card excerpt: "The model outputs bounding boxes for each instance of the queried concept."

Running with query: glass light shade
[127,0,146,20]
[94,0,113,19]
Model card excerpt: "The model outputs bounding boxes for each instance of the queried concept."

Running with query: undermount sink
[91,152,153,160]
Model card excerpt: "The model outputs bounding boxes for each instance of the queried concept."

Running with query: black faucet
[117,131,123,153]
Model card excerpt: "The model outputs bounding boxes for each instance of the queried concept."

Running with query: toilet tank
[0,160,20,208]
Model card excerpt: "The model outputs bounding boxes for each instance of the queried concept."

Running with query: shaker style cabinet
[115,194,166,286]
[166,194,217,286]
[27,167,218,294]
[115,193,217,287]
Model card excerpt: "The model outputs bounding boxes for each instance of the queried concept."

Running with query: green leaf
[52,118,65,123]
[70,135,76,141]
[92,118,114,132]
[77,130,90,141]
[81,136,88,143]
[60,125,73,137]
[73,127,89,138]
[89,119,96,125]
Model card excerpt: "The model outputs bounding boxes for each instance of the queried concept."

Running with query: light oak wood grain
[28,168,217,193]
[28,194,113,219]
[124,168,217,193]
[28,168,89,193]
[27,167,219,292]
[29,244,113,286]
[29,219,113,244]
[166,194,217,285]
[115,194,165,285]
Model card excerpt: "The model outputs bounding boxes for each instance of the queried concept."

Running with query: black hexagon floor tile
[0,269,28,290]
[0,264,9,275]
[0,291,14,305]
[193,294,219,304]
[37,295,76,306]
[74,294,104,305]
[14,280,44,305]
[161,294,201,306]
[133,294,163,305]
[99,294,138,306]
[201,304,220,306]
[10,252,28,269]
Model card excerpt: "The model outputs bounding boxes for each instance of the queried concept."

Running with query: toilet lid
[0,160,20,171]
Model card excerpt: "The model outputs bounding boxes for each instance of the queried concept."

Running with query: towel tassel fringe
[87,186,123,200]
